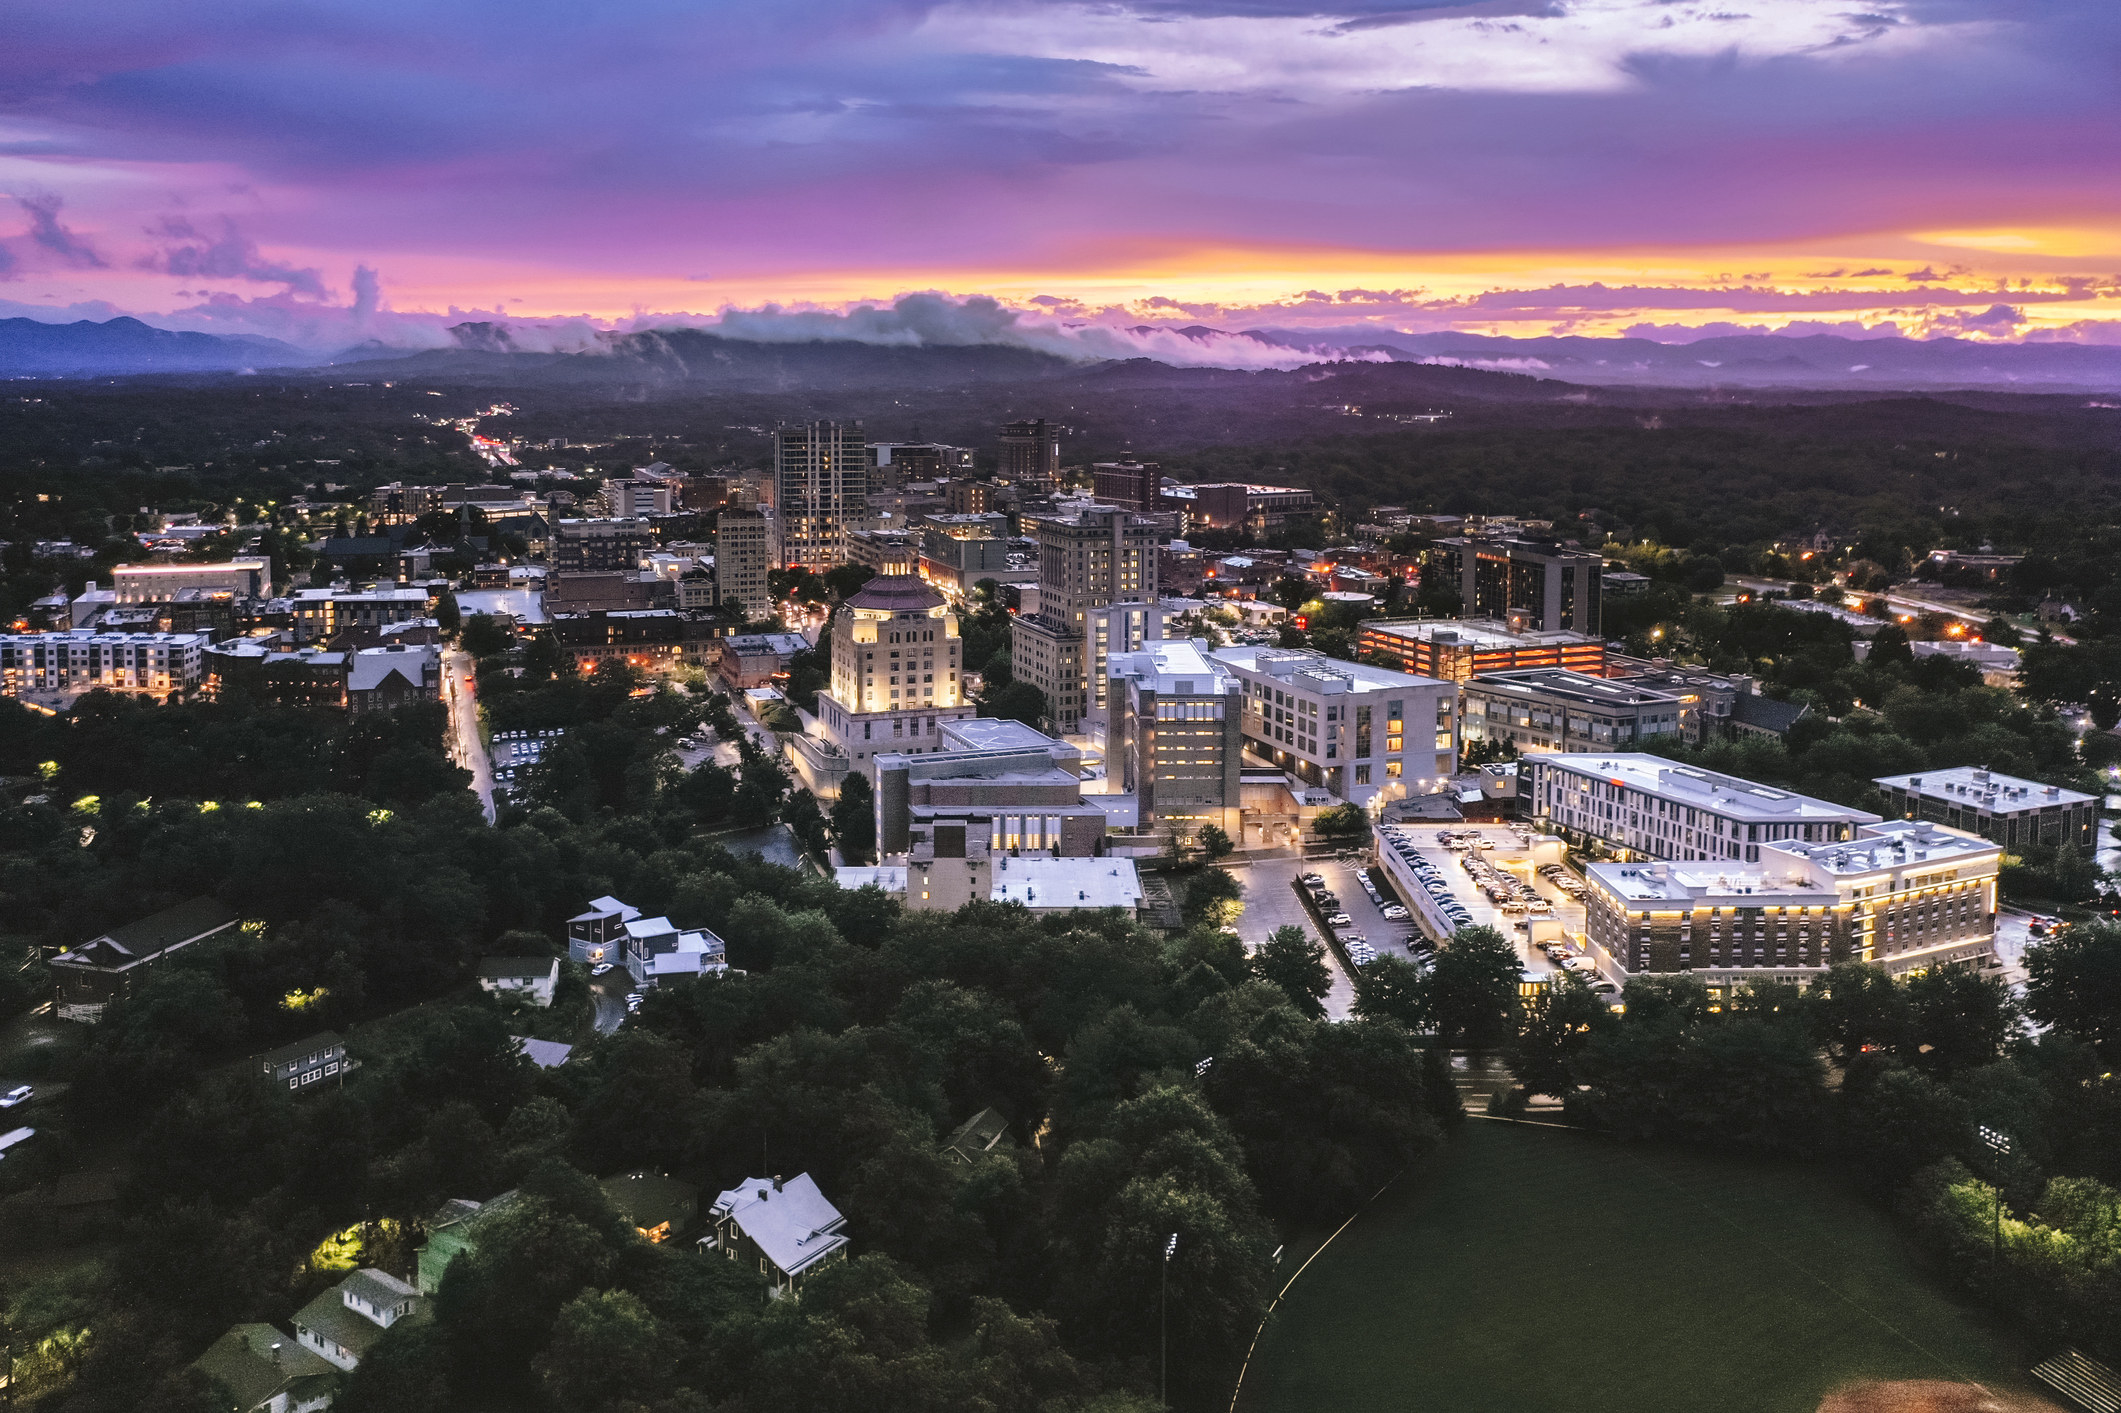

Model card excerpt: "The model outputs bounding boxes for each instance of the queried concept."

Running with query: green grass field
[1238,1120,2041,1413]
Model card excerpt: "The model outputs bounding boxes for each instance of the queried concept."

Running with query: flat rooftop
[1873,765,2095,809]
[1468,667,1681,707]
[1361,618,1598,649]
[1214,645,1444,694]
[1110,639,1241,695]
[990,856,1143,910]
[1586,861,1836,906]
[1533,753,1882,824]
[1768,820,2000,876]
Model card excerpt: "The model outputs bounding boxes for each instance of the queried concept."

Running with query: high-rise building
[870,443,973,490]
[775,422,867,570]
[790,576,975,797]
[714,507,775,622]
[1440,536,1603,635]
[1009,506,1163,736]
[1107,639,1245,839]
[997,420,1059,489]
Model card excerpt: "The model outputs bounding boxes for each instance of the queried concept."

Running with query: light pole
[1979,1124,2011,1268]
[1161,1232,1177,1408]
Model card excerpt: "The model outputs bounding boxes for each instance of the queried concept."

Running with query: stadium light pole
[1980,1124,2012,1267]
[1161,1232,1178,1407]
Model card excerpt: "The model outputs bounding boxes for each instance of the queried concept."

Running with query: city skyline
[0,0,2116,357]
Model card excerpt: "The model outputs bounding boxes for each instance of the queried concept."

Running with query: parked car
[1380,904,1410,921]
[1300,873,1325,886]
[1563,956,1596,974]
[1589,979,1620,995]
[1314,893,1340,909]
[1325,912,1353,928]
[590,962,616,977]
[0,1086,29,1109]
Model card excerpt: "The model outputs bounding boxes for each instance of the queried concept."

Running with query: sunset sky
[3,0,2118,355]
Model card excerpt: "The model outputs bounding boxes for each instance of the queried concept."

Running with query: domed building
[789,575,975,798]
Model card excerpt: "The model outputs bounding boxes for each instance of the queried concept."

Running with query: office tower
[715,507,775,622]
[789,576,976,796]
[1440,535,1604,635]
[998,419,1060,489]
[1009,506,1163,736]
[775,421,867,570]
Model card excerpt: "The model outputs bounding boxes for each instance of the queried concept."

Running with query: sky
[1,0,2118,361]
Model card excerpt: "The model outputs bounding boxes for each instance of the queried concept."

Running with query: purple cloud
[141,216,327,298]
[17,193,106,268]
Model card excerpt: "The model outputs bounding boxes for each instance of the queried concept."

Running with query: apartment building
[1460,668,1683,754]
[554,517,655,573]
[1091,461,1162,512]
[0,630,208,700]
[1527,753,1879,863]
[1107,639,1245,838]
[997,419,1060,490]
[1212,645,1456,806]
[1873,766,2099,852]
[775,421,867,570]
[1440,535,1604,634]
[1185,483,1318,532]
[714,507,775,621]
[1010,506,1163,736]
[288,586,430,643]
[1583,819,2001,983]
[1357,617,1606,682]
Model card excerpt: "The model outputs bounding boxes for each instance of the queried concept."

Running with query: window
[1355,763,1372,785]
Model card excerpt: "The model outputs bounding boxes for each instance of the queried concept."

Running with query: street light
[1161,1232,1178,1408]
[1979,1125,2011,1267]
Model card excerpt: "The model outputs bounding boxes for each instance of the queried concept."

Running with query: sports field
[1237,1120,2043,1413]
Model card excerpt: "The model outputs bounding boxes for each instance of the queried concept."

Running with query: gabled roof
[192,1323,336,1412]
[711,1173,850,1278]
[53,896,241,973]
[475,956,559,982]
[257,1031,345,1069]
[570,894,641,924]
[349,645,436,693]
[941,1107,1013,1164]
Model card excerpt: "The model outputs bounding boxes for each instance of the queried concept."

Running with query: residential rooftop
[1532,753,1883,825]
[1872,765,2096,809]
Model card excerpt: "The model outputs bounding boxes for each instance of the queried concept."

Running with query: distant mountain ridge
[0,316,312,376]
[3,314,2120,394]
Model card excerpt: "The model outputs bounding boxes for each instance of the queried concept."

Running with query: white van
[0,1126,35,1160]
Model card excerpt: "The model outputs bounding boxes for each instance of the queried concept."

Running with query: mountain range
[4,314,2121,396]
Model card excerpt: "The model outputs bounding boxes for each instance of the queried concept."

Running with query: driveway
[588,975,630,1035]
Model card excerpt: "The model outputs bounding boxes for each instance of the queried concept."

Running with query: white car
[1563,956,1596,974]
[1380,904,1410,921]
[1324,912,1354,928]
[590,962,616,977]
[0,1085,29,1109]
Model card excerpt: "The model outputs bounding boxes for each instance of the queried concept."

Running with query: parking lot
[1377,823,1622,991]
[1233,856,1357,1020]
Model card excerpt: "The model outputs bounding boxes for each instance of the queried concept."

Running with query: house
[600,1171,699,1243]
[293,1269,425,1372]
[702,1172,852,1298]
[567,894,640,965]
[190,1324,337,1413]
[514,1037,573,1069]
[619,915,729,987]
[258,1032,350,1093]
[717,632,812,691]
[415,1191,520,1294]
[941,1107,1014,1166]
[346,643,441,714]
[49,896,242,1023]
[475,956,560,1007]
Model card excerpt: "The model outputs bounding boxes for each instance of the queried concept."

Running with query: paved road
[442,648,497,823]
[1234,856,1356,1021]
[590,983,628,1036]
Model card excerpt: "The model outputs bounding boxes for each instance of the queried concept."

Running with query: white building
[988,855,1144,915]
[1582,819,2001,983]
[292,1268,424,1373]
[790,575,974,799]
[1212,645,1456,807]
[113,557,269,603]
[1527,753,1880,864]
[0,630,208,700]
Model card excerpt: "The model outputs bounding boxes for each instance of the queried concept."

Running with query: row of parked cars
[1379,830,1477,934]
[1461,853,1552,915]
[1539,940,1619,995]
[1537,862,1590,901]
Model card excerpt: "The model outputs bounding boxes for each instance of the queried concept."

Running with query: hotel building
[1526,752,1878,863]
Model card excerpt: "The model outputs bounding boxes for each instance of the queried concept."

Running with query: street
[442,648,496,824]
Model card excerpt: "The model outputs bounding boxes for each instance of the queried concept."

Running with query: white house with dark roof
[703,1173,851,1297]
[293,1267,424,1372]
[475,955,560,1006]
